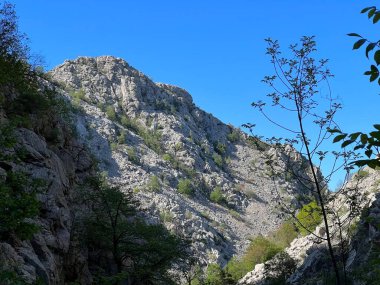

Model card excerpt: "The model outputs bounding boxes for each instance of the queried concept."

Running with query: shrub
[160,210,174,223]
[205,264,224,285]
[162,153,173,162]
[296,201,322,236]
[117,130,126,144]
[120,115,141,133]
[227,129,240,142]
[356,170,370,179]
[269,220,298,248]
[213,153,223,168]
[0,171,42,240]
[243,236,282,270]
[214,142,226,155]
[210,186,224,204]
[147,175,161,192]
[127,147,139,164]
[106,105,117,120]
[110,142,118,151]
[177,178,193,196]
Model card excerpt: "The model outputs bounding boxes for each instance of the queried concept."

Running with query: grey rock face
[49,56,313,267]
[0,55,316,285]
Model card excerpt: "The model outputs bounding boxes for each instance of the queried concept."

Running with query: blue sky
[13,0,380,188]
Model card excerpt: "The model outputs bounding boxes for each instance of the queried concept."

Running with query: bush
[177,178,193,196]
[210,186,224,204]
[212,153,223,168]
[225,236,282,283]
[205,264,224,285]
[227,129,240,142]
[105,105,117,120]
[0,171,42,240]
[296,201,322,236]
[214,142,226,155]
[162,153,173,162]
[269,220,298,248]
[120,115,141,133]
[147,175,161,192]
[117,130,126,144]
[127,147,139,164]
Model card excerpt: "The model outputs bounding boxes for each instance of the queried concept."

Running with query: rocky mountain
[0,55,316,284]
[49,55,315,266]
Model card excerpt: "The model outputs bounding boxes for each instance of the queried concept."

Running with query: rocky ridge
[0,55,317,285]
[49,55,313,266]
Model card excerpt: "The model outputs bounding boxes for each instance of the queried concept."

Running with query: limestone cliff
[0,55,316,284]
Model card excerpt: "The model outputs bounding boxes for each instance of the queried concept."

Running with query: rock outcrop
[238,167,380,285]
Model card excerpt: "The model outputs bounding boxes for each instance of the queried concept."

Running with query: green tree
[81,176,186,284]
[296,201,322,236]
[0,171,42,240]
[249,36,361,285]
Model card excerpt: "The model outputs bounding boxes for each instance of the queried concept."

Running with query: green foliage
[0,270,44,285]
[147,175,161,192]
[269,220,298,248]
[212,153,223,168]
[80,176,186,284]
[205,263,224,285]
[109,142,118,151]
[163,153,173,162]
[127,147,139,164]
[225,234,286,283]
[214,142,226,155]
[160,210,174,223]
[120,115,141,133]
[227,128,240,142]
[0,171,42,240]
[117,130,126,144]
[296,201,322,236]
[210,186,224,204]
[356,169,370,179]
[177,178,193,196]
[105,105,117,120]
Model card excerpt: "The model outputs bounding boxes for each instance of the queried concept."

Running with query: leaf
[349,132,361,140]
[361,134,368,144]
[341,139,354,148]
[327,128,341,134]
[369,131,380,139]
[366,43,377,58]
[370,72,379,82]
[374,12,380,23]
[353,39,367,50]
[354,144,365,150]
[333,134,347,143]
[368,160,380,169]
[365,149,373,158]
[374,124,380,130]
[368,8,377,19]
[364,71,372,75]
[354,159,372,167]
[347,33,362,37]
[375,50,380,65]
[361,6,375,13]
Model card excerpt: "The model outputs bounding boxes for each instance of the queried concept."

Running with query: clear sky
[13,0,380,188]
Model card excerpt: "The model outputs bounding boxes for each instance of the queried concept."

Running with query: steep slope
[49,56,314,266]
